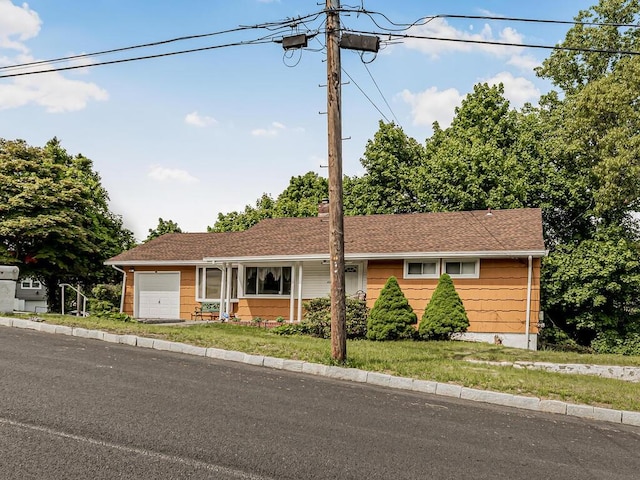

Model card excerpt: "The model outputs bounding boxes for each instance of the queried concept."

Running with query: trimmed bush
[366,276,417,341]
[302,296,369,339]
[419,273,469,340]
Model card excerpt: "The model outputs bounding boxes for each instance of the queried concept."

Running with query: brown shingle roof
[106,208,545,264]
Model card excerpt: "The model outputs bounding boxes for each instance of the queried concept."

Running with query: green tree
[542,228,640,345]
[344,122,424,215]
[537,0,640,94]
[145,218,182,242]
[209,172,328,232]
[366,276,417,340]
[419,84,552,214]
[0,138,134,312]
[419,274,470,340]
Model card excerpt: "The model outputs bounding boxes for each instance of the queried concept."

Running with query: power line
[340,66,390,123]
[0,26,258,72]
[0,37,278,79]
[347,29,640,56]
[339,8,640,30]
[362,61,400,125]
[0,10,326,74]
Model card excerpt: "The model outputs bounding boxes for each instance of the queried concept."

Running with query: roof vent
[486,208,493,217]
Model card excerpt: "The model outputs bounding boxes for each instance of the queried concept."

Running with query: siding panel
[366,258,541,335]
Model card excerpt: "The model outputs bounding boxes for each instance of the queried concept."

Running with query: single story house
[105,207,546,350]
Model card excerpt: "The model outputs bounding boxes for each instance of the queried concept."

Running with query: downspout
[289,264,295,323]
[111,265,126,313]
[297,263,303,322]
[219,264,227,318]
[525,255,533,350]
[225,264,233,318]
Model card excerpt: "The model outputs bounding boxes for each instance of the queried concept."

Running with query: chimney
[318,198,330,217]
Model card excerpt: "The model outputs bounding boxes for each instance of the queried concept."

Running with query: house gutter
[525,255,533,350]
[111,265,126,313]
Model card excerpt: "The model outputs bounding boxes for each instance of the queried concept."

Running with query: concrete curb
[3,317,640,428]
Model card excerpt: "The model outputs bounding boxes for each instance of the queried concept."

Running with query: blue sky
[0,0,594,240]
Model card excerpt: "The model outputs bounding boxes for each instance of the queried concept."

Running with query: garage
[135,272,180,319]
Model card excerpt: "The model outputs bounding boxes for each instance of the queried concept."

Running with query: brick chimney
[318,198,330,217]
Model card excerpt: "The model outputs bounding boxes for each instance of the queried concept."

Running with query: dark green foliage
[366,277,417,341]
[0,138,135,312]
[419,274,469,340]
[591,331,640,355]
[271,323,313,336]
[88,283,121,316]
[145,218,182,242]
[302,297,369,339]
[210,172,328,232]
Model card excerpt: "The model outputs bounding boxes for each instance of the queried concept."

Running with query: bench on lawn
[191,302,220,321]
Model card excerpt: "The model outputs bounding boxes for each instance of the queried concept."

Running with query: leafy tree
[366,276,417,340]
[210,172,328,232]
[537,0,640,94]
[344,122,424,215]
[542,228,640,345]
[419,84,553,215]
[419,274,470,340]
[145,218,182,242]
[0,138,135,312]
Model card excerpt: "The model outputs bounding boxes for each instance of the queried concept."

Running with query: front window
[245,266,291,296]
[197,267,238,300]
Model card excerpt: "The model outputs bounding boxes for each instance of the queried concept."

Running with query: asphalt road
[1,327,639,479]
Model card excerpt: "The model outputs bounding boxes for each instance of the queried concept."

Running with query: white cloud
[0,69,108,112]
[184,111,218,127]
[507,54,541,72]
[483,71,540,107]
[148,166,199,184]
[400,87,463,128]
[0,2,108,112]
[251,121,303,137]
[0,0,41,52]
[403,18,536,72]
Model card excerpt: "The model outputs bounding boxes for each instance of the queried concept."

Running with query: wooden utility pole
[326,0,347,362]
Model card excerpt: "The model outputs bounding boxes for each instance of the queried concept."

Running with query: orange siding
[122,265,199,321]
[236,298,294,321]
[366,258,541,335]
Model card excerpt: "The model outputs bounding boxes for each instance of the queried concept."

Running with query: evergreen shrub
[366,276,417,341]
[419,273,469,340]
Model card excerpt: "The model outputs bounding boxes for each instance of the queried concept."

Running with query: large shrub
[301,296,369,339]
[366,276,417,341]
[419,274,469,340]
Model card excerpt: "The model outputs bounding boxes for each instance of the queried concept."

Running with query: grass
[14,313,640,412]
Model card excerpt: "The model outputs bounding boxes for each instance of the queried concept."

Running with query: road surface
[1,327,639,479]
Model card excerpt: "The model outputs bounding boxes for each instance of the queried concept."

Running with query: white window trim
[443,258,480,279]
[241,264,293,298]
[403,259,440,279]
[196,266,239,303]
[20,278,41,289]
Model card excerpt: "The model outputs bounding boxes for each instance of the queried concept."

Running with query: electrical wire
[0,37,278,79]
[341,66,390,123]
[338,8,640,30]
[346,29,640,56]
[0,10,327,74]
[362,60,400,125]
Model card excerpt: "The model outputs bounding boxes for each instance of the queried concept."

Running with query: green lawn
[15,314,640,412]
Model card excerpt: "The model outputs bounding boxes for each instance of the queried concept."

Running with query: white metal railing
[59,283,89,316]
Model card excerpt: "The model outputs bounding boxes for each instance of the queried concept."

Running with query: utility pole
[326,0,347,362]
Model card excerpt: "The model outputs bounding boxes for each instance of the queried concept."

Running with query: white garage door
[136,273,180,319]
